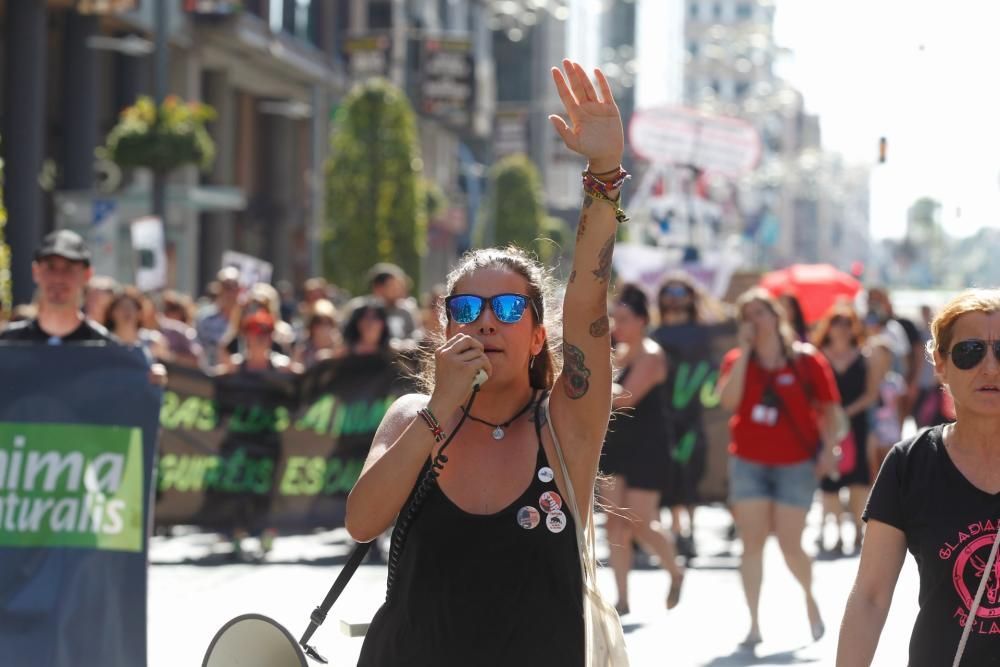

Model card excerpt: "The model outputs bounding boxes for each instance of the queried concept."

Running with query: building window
[688,41,699,58]
[689,2,699,20]
[712,2,722,20]
[736,2,752,20]
[369,0,392,29]
[734,81,749,99]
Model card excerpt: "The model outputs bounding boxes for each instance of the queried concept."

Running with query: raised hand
[549,59,624,173]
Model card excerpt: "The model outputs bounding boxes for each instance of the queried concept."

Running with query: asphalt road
[149,503,918,666]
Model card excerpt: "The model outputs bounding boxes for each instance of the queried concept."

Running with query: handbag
[836,430,857,477]
[953,524,1000,666]
[544,399,630,667]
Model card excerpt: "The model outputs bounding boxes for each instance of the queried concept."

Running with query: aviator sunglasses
[949,339,1000,370]
[445,293,538,325]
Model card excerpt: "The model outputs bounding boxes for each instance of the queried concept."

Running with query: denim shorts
[729,457,818,509]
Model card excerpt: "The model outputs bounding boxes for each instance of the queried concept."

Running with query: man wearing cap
[0,230,115,343]
[367,262,422,344]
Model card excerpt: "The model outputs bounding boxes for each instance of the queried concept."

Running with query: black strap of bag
[763,351,820,458]
[297,385,484,662]
[298,541,371,662]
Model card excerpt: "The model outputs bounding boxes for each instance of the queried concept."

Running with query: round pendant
[492,427,505,440]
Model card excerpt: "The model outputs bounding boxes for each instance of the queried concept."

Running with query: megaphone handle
[299,541,372,648]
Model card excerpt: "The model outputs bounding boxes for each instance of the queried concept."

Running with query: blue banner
[0,343,161,667]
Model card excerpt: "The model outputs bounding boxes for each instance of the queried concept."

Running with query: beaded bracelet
[588,164,625,177]
[582,168,630,223]
[582,166,630,192]
[417,407,445,443]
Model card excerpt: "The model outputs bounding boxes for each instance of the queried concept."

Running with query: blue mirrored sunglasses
[445,293,537,325]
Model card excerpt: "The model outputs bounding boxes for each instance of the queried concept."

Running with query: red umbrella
[759,264,862,324]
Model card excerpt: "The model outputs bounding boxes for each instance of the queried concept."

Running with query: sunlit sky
[773,0,1000,239]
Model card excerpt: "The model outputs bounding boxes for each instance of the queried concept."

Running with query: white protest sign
[629,106,760,175]
[221,250,273,288]
[130,216,167,292]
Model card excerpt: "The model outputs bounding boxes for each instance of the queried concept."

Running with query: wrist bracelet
[582,167,630,193]
[417,407,445,443]
[583,186,630,224]
[587,164,624,177]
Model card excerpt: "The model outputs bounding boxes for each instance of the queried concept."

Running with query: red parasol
[759,264,862,324]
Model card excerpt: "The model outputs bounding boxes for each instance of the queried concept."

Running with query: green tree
[476,154,546,254]
[324,79,425,294]
[0,146,8,320]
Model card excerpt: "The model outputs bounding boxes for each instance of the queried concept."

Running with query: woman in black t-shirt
[346,60,625,666]
[838,289,1000,666]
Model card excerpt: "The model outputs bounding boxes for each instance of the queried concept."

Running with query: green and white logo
[0,422,144,552]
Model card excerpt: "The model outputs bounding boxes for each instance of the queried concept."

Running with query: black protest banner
[653,321,738,503]
[0,343,162,667]
[155,352,416,531]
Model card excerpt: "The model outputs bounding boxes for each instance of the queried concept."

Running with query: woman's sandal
[666,570,685,610]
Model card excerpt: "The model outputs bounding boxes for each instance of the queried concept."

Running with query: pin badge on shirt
[539,491,562,514]
[517,506,541,530]
[546,511,567,534]
[776,374,794,386]
[538,467,554,483]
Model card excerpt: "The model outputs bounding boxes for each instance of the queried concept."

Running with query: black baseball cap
[34,230,91,266]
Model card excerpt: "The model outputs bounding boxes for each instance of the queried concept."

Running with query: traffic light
[878,136,887,164]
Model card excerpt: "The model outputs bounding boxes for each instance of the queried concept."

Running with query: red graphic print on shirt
[940,520,1000,633]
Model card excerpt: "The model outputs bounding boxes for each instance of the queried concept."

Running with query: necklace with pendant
[462,391,538,440]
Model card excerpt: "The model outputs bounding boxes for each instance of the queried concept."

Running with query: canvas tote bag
[544,400,630,667]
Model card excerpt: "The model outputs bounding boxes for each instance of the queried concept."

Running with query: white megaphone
[203,614,310,667]
[203,542,371,666]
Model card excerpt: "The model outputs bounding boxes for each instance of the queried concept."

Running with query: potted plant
[103,95,217,173]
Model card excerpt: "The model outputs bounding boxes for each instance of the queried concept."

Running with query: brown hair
[812,302,866,349]
[104,286,144,334]
[735,287,797,357]
[417,246,562,393]
[656,271,729,326]
[929,289,1000,361]
[162,290,195,325]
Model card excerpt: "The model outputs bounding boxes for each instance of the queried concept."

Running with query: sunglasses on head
[949,339,1000,370]
[830,315,850,326]
[445,293,537,325]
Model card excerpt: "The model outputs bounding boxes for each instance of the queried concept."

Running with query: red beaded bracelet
[582,169,631,223]
[582,168,630,195]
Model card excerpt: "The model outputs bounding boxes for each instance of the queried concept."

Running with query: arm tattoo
[591,234,615,282]
[562,342,591,399]
[589,315,610,338]
[576,214,588,240]
[583,195,594,209]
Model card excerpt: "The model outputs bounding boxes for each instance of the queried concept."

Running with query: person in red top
[718,288,846,650]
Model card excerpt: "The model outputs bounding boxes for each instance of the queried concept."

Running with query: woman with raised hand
[346,60,626,666]
[838,290,1000,666]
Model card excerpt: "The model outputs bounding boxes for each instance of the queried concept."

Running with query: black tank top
[357,396,585,667]
[833,353,866,405]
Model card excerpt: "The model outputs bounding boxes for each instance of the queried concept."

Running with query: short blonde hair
[929,289,1000,359]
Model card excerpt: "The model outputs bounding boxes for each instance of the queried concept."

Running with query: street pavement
[149,502,918,666]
